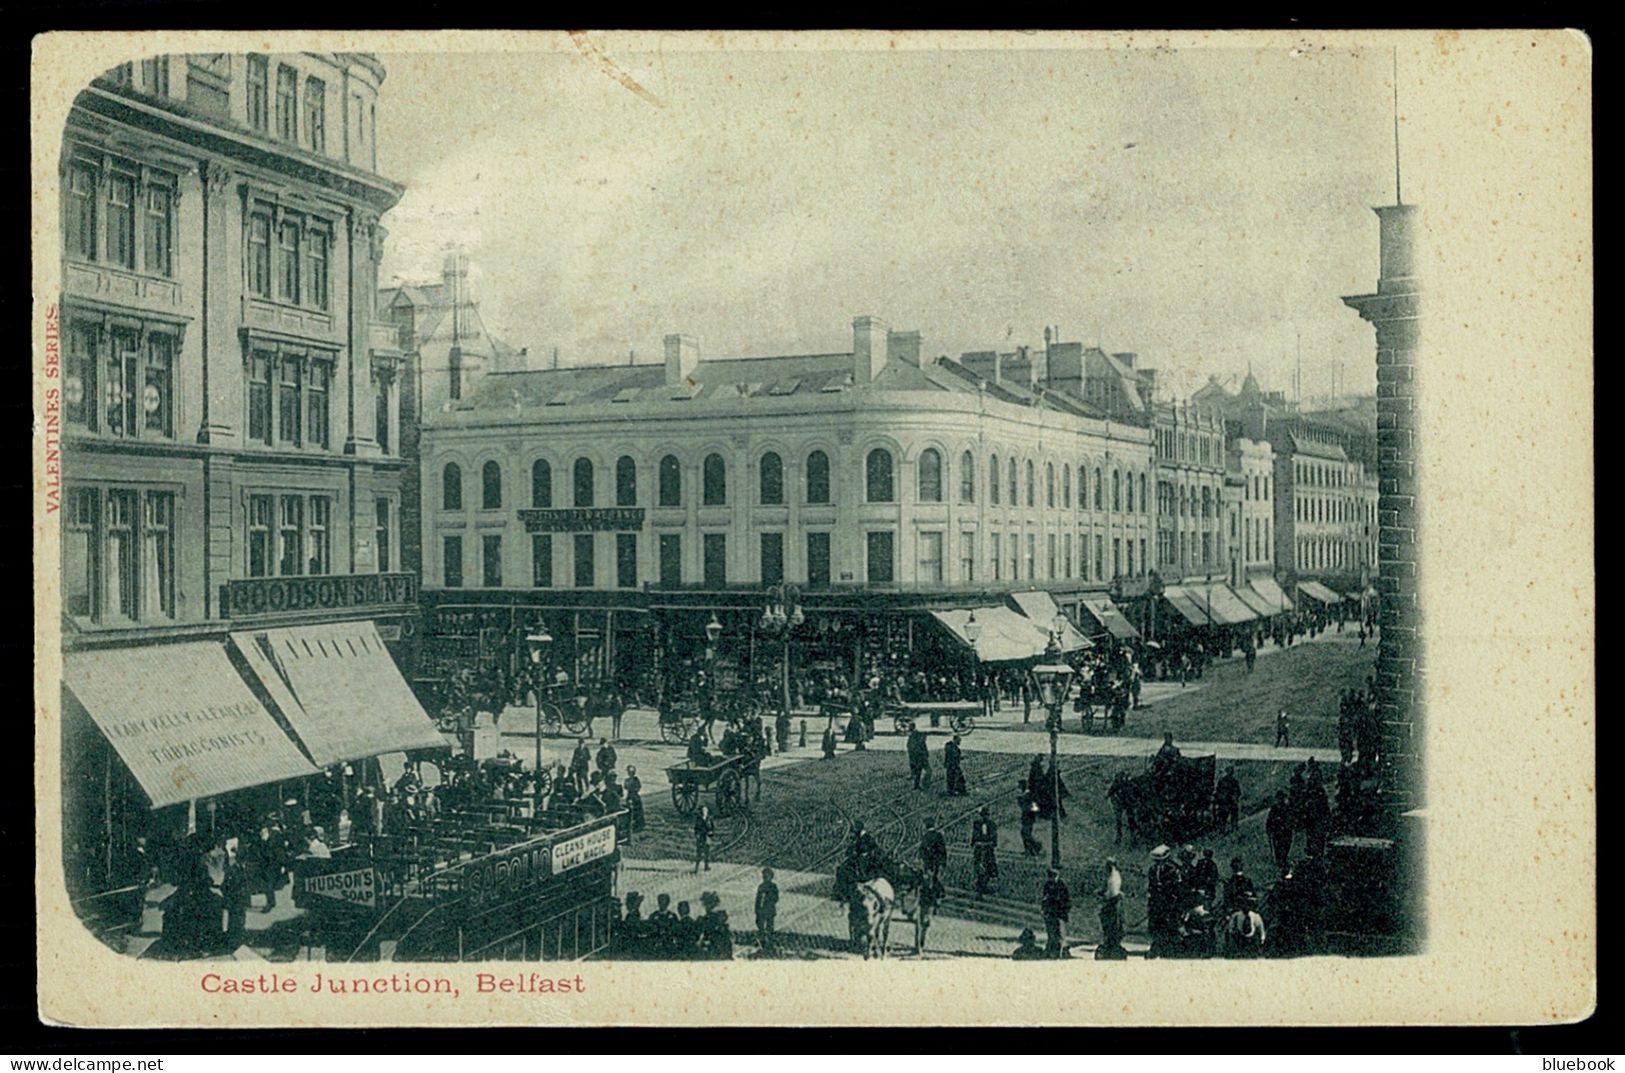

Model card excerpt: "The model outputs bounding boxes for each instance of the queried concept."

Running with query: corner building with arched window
[415,315,1155,688]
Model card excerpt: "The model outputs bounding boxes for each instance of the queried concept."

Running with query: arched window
[806,450,831,504]
[1094,468,1103,510]
[959,451,975,504]
[481,460,502,510]
[1062,465,1071,509]
[1007,459,1017,506]
[917,448,942,503]
[573,457,594,507]
[1139,473,1147,514]
[759,452,784,505]
[658,454,681,506]
[1025,460,1036,507]
[615,455,637,507]
[1113,470,1122,512]
[1045,463,1056,508]
[1079,461,1090,509]
[703,453,727,506]
[442,462,463,510]
[989,454,1001,505]
[531,459,552,507]
[866,448,894,503]
[1124,469,1134,513]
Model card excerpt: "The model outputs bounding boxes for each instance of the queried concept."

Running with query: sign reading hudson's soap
[551,825,617,874]
[519,508,645,533]
[302,867,378,908]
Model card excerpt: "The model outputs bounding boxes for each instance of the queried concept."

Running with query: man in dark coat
[687,729,711,767]
[624,766,645,833]
[1017,781,1043,857]
[943,734,968,796]
[906,726,930,790]
[1145,844,1183,959]
[569,739,593,794]
[821,718,838,760]
[971,806,999,894]
[674,900,701,959]
[1215,767,1242,832]
[920,822,948,882]
[754,868,780,956]
[698,891,733,960]
[648,893,678,958]
[1041,868,1072,957]
[693,805,716,872]
[595,738,618,778]
[1266,790,1295,872]
[1191,848,1220,901]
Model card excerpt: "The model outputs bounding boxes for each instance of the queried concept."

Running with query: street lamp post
[524,624,553,817]
[1030,632,1075,870]
[703,612,723,735]
[758,584,805,747]
[965,612,985,717]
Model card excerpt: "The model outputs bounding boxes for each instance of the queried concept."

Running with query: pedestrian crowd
[612,888,734,960]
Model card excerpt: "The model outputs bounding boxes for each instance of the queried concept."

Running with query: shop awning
[1006,591,1092,652]
[1297,580,1343,605]
[1232,584,1277,619]
[1248,576,1295,614]
[63,642,318,809]
[931,607,1055,663]
[1161,586,1213,627]
[1077,594,1142,641]
[231,621,447,768]
[1186,582,1259,625]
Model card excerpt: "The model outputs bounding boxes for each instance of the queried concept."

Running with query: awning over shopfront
[1077,594,1142,641]
[231,621,447,768]
[1006,590,1092,652]
[1296,580,1343,605]
[1232,584,1277,619]
[1186,582,1259,626]
[63,642,319,809]
[1248,577,1295,614]
[1161,586,1213,627]
[931,607,1055,663]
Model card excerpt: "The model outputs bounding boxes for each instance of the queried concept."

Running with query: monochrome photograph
[32,30,1592,1027]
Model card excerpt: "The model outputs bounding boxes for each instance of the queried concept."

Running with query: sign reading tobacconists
[519,508,645,533]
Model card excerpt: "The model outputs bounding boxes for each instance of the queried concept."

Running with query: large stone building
[412,316,1157,689]
[1152,401,1229,582]
[56,53,425,900]
[1225,437,1276,588]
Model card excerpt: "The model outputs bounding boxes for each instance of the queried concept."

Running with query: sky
[374,41,1399,401]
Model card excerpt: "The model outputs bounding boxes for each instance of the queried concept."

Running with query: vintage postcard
[32,29,1593,1027]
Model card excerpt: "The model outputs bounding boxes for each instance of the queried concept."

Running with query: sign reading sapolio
[302,867,378,908]
[551,825,616,875]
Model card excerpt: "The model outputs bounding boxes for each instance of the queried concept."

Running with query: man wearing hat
[1146,844,1182,959]
[754,868,780,956]
[920,822,948,884]
[699,891,733,960]
[1097,857,1127,959]
[943,733,968,796]
[1041,867,1072,957]
[1010,928,1045,960]
[971,806,999,894]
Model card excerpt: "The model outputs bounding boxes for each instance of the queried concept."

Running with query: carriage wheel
[949,713,975,736]
[660,720,683,745]
[672,781,699,815]
[564,713,590,736]
[715,769,743,816]
[534,768,553,801]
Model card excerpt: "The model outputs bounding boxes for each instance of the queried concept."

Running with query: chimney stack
[664,334,699,386]
[852,316,890,384]
[887,330,922,367]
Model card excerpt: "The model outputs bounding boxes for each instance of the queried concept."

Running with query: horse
[857,877,896,960]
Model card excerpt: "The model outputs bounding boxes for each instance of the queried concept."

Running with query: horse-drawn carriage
[665,755,750,817]
[658,698,706,745]
[889,700,979,736]
[1072,670,1130,733]
[1112,750,1217,844]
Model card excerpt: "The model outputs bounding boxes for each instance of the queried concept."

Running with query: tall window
[106,171,136,269]
[532,534,553,587]
[307,230,328,311]
[1139,473,1147,514]
[305,358,329,448]
[144,183,172,277]
[66,162,97,261]
[1009,532,1019,582]
[142,333,174,437]
[443,535,463,588]
[246,54,269,131]
[307,496,330,574]
[140,492,175,619]
[960,451,975,504]
[917,449,942,503]
[106,490,136,619]
[658,533,681,587]
[1125,539,1134,577]
[989,454,1001,505]
[759,452,783,505]
[1063,465,1072,509]
[64,488,99,617]
[866,449,894,503]
[249,351,269,444]
[1047,533,1057,579]
[658,454,681,506]
[482,535,503,587]
[573,458,594,507]
[616,455,638,506]
[918,531,944,583]
[1008,459,1018,506]
[617,533,638,588]
[531,459,553,507]
[1025,534,1036,580]
[703,533,727,588]
[375,499,392,572]
[1096,535,1104,580]
[277,495,304,576]
[990,533,1002,580]
[442,462,463,510]
[1081,531,1091,580]
[1046,463,1056,508]
[806,532,831,586]
[806,450,831,504]
[1112,470,1122,512]
[278,354,302,444]
[374,379,391,453]
[960,532,976,581]
[574,534,595,587]
[760,532,784,584]
[303,76,326,153]
[481,460,502,510]
[105,328,138,437]
[1095,469,1103,511]
[866,531,895,584]
[1113,538,1122,580]
[1126,472,1135,513]
[248,494,272,577]
[276,64,298,141]
[1064,533,1073,577]
[248,211,272,297]
[1025,460,1036,507]
[277,220,301,303]
[702,453,727,506]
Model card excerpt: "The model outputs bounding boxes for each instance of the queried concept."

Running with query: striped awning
[1006,590,1092,652]
[1186,582,1259,625]
[1077,594,1141,641]
[232,621,447,768]
[1232,584,1277,619]
[1161,587,1212,627]
[1297,580,1344,605]
[1248,577,1295,614]
[931,606,1055,663]
[64,642,318,809]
